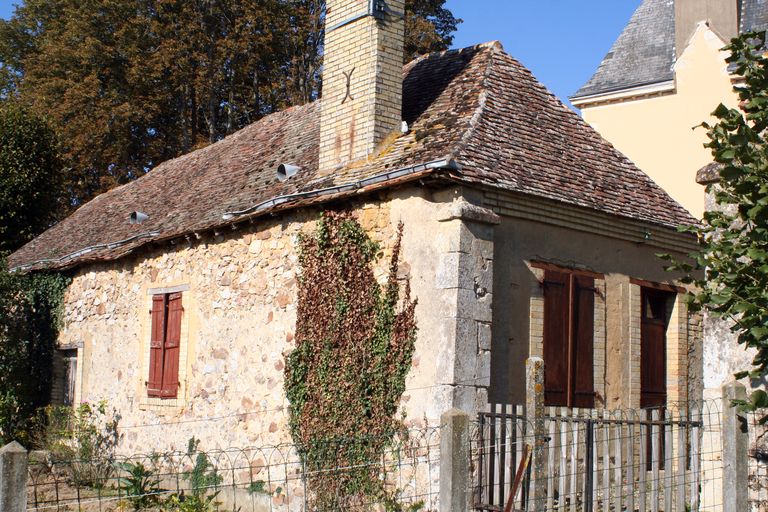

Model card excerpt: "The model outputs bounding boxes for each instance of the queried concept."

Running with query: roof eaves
[11,157,461,273]
[570,79,675,103]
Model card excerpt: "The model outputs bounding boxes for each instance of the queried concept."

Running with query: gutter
[11,231,161,273]
[13,158,459,273]
[221,158,459,221]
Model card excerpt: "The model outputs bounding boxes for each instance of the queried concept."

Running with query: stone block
[477,322,492,351]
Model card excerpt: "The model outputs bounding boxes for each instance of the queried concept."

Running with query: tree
[404,0,461,60]
[0,0,460,207]
[667,31,768,413]
[0,102,66,254]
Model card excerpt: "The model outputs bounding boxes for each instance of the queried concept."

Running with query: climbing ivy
[0,257,70,444]
[285,211,418,510]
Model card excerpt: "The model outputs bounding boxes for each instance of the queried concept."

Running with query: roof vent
[130,211,149,225]
[277,163,300,182]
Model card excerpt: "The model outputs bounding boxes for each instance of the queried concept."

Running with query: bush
[0,391,20,444]
[117,460,163,511]
[0,260,69,446]
[35,401,122,488]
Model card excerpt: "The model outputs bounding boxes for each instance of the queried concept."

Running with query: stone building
[10,0,699,456]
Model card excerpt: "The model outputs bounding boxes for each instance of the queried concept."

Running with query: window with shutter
[541,267,596,408]
[147,292,183,399]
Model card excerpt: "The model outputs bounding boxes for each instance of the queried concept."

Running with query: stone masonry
[58,187,494,457]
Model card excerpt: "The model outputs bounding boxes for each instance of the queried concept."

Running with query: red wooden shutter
[160,292,183,398]
[147,295,166,397]
[572,275,595,408]
[543,270,570,407]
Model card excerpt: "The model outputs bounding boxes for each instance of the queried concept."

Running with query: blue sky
[0,0,641,107]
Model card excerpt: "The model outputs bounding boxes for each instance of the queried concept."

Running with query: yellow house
[571,0,768,219]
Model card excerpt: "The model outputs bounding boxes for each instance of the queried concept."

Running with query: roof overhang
[571,80,676,108]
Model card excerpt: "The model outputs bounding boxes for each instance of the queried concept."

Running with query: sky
[0,0,642,108]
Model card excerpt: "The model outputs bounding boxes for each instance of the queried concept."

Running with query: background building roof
[573,0,768,100]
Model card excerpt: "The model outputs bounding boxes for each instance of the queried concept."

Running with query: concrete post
[722,381,748,512]
[440,408,470,512]
[526,357,546,512]
[0,441,28,512]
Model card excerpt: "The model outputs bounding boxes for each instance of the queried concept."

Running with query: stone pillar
[722,381,748,512]
[0,441,28,512]
[526,357,546,512]
[436,197,500,415]
[439,408,470,512]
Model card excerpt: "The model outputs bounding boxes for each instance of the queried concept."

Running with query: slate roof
[10,42,695,272]
[572,0,768,100]
[573,0,676,99]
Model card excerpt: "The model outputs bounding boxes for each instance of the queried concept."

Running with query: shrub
[34,401,122,488]
[116,460,163,511]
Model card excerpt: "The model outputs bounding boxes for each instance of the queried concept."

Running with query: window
[148,292,183,398]
[53,348,78,406]
[62,350,78,406]
[542,268,595,408]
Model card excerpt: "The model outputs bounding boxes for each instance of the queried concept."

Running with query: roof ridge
[447,43,499,163]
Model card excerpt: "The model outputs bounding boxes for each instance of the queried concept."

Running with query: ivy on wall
[284,211,418,510]
[0,258,70,444]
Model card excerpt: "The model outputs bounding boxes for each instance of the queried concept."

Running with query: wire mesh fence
[748,408,768,512]
[25,426,440,511]
[471,400,730,512]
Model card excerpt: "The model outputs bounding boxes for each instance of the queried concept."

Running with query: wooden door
[640,288,671,408]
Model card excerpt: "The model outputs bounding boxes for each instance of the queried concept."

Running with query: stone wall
[57,186,495,459]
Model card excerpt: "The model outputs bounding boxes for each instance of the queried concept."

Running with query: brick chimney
[319,0,405,176]
[675,0,740,58]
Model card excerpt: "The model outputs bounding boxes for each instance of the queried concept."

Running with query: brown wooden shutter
[543,270,570,407]
[147,295,166,397]
[572,275,595,408]
[641,289,670,408]
[160,292,183,398]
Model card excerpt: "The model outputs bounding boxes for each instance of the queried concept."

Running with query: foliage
[404,0,461,60]
[36,401,122,487]
[0,101,66,253]
[160,437,223,511]
[117,460,164,511]
[284,211,418,510]
[0,258,69,445]
[663,31,768,414]
[0,391,20,443]
[0,0,460,206]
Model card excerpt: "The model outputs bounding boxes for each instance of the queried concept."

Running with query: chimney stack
[675,0,740,58]
[319,0,405,176]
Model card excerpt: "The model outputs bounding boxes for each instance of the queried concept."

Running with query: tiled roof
[10,42,695,272]
[572,0,768,100]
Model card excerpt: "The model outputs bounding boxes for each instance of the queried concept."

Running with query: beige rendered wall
[577,23,738,219]
[57,186,496,461]
[488,210,700,410]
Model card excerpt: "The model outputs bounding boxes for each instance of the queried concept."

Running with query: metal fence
[472,400,734,512]
[25,426,441,511]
